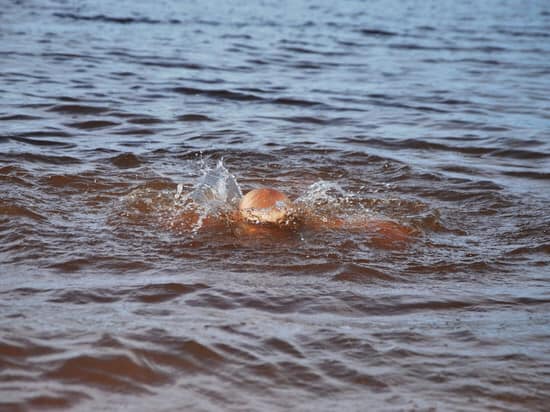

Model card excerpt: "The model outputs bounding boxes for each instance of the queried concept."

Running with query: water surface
[1,0,549,411]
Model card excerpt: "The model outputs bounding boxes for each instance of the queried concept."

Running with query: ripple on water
[44,353,170,393]
[65,120,120,129]
[110,153,144,169]
[1,0,550,410]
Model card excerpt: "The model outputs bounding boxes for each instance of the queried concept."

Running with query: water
[1,0,549,410]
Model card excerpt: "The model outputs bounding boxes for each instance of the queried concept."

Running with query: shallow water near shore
[1,0,550,411]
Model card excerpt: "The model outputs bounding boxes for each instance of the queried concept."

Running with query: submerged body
[174,187,414,244]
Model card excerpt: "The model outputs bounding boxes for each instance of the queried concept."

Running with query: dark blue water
[1,1,549,411]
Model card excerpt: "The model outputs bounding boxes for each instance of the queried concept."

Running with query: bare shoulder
[362,219,414,241]
[302,213,414,242]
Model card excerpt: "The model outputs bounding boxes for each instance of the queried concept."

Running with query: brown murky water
[1,0,549,411]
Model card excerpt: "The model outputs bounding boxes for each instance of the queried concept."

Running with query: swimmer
[173,186,414,243]
[238,188,293,225]
[239,188,411,241]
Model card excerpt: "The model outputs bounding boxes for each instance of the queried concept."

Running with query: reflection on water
[1,0,549,411]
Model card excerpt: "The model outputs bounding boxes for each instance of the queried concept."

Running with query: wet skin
[173,187,414,246]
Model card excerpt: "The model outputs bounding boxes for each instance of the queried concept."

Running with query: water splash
[173,159,242,232]
[186,159,242,209]
[294,181,363,218]
[295,181,348,207]
[118,161,419,238]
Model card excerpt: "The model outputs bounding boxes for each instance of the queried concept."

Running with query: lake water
[1,0,549,411]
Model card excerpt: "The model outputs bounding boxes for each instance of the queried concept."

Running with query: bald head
[239,188,292,224]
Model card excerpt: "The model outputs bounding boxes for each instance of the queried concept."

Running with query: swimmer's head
[239,188,292,225]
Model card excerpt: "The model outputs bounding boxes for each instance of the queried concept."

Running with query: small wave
[281,46,346,57]
[45,353,169,392]
[0,114,42,121]
[130,335,225,375]
[494,28,550,38]
[110,153,144,169]
[282,116,331,125]
[109,71,137,77]
[271,97,321,107]
[140,60,205,70]
[66,120,120,129]
[339,136,500,156]
[186,289,310,313]
[172,87,262,102]
[491,149,550,160]
[53,13,181,25]
[171,86,324,107]
[127,116,163,125]
[178,114,215,122]
[508,244,550,256]
[48,289,121,304]
[332,263,394,283]
[47,258,92,273]
[502,170,550,180]
[388,43,434,50]
[457,58,503,66]
[246,58,269,65]
[42,174,111,190]
[17,130,72,138]
[0,337,58,360]
[317,359,388,389]
[129,282,208,303]
[47,104,111,115]
[46,283,208,305]
[2,153,82,166]
[6,135,74,147]
[359,28,398,37]
[112,127,156,136]
[0,200,45,221]
[291,61,323,70]
[263,338,304,358]
[261,115,335,125]
[41,52,101,63]
[24,392,88,410]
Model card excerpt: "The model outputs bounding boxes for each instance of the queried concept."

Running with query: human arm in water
[172,207,413,246]
[171,187,414,243]
[302,213,414,242]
